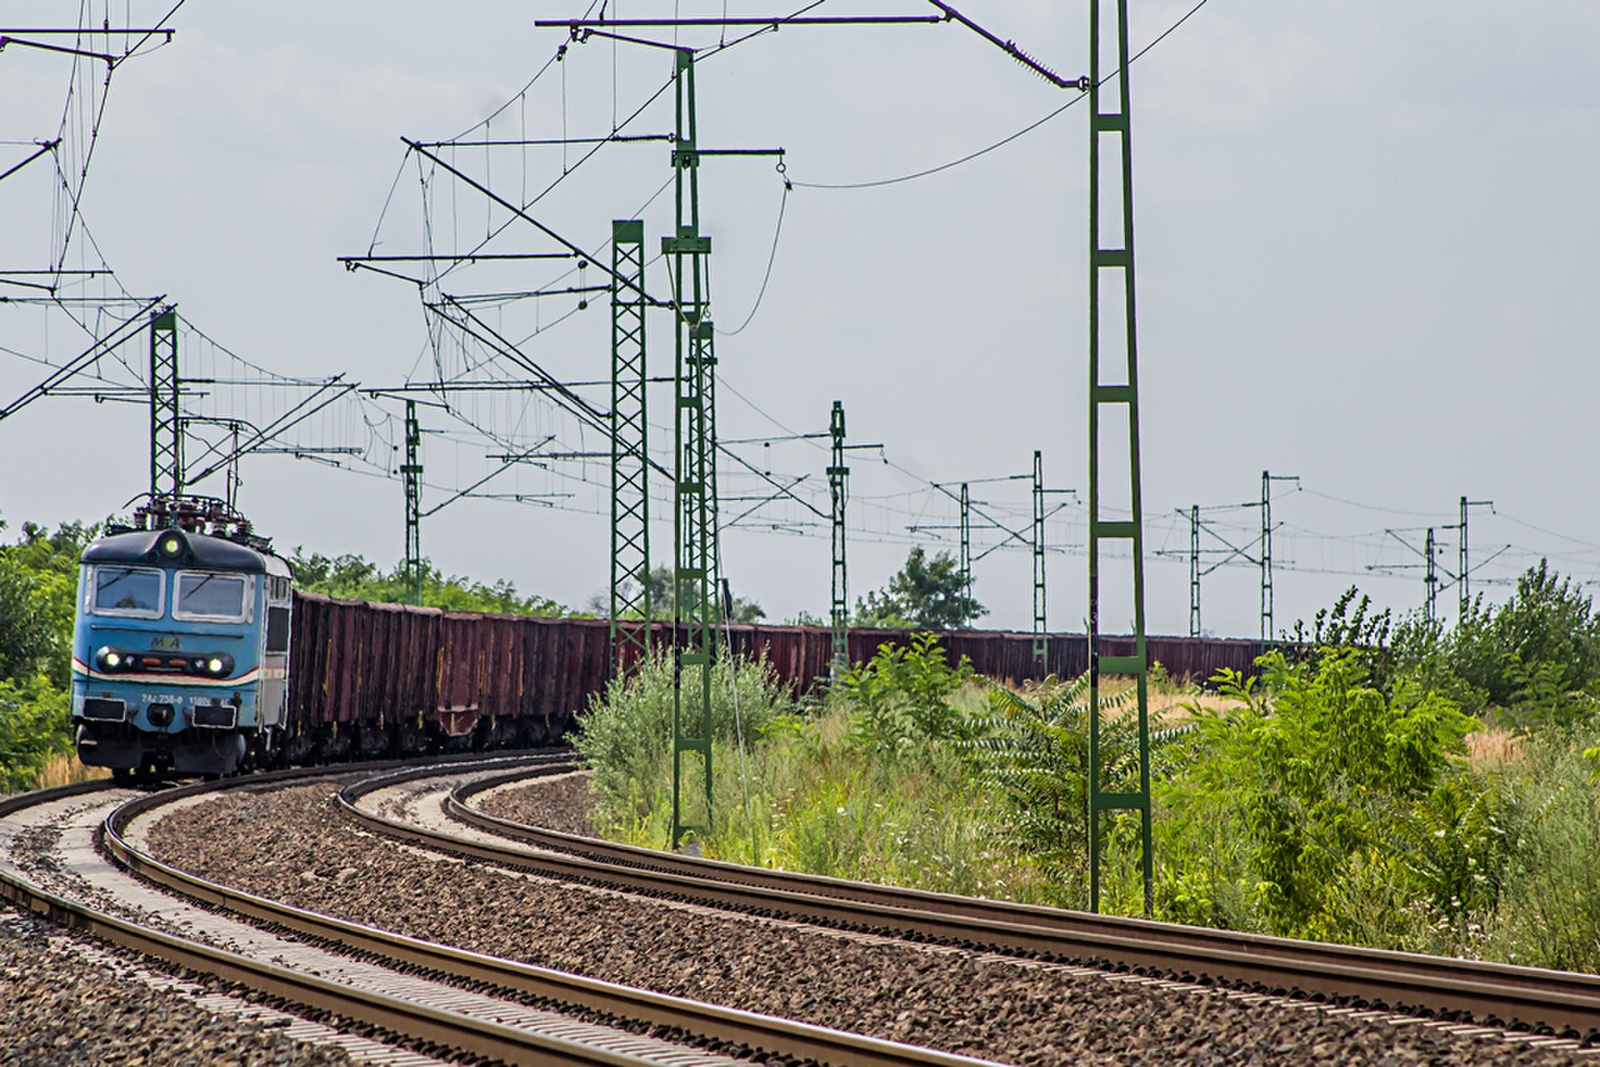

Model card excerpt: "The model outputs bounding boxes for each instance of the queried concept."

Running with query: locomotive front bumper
[71,675,253,775]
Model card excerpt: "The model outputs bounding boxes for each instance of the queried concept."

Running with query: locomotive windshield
[92,566,163,617]
[173,571,249,621]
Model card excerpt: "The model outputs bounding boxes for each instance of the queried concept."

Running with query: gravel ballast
[0,900,355,1067]
[475,770,595,835]
[144,781,1596,1066]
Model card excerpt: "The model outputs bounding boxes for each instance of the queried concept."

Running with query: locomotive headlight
[159,535,182,557]
[208,657,223,673]
[102,649,121,669]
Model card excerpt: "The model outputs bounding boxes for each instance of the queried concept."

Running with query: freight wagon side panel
[288,593,1270,751]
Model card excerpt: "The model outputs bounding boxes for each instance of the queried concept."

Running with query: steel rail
[0,875,659,1066]
[85,759,1000,1067]
[0,762,664,1067]
[416,765,1600,1041]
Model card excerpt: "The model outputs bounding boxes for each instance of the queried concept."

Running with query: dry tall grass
[33,752,109,789]
[1463,728,1523,770]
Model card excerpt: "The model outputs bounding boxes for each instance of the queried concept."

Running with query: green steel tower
[958,482,972,603]
[1260,471,1272,641]
[1258,471,1298,641]
[1459,496,1493,620]
[667,48,718,851]
[1424,526,1438,623]
[148,308,182,500]
[655,47,783,848]
[1032,450,1047,672]
[828,400,849,677]
[1189,504,1201,638]
[610,218,651,677]
[402,399,423,606]
[1087,0,1153,916]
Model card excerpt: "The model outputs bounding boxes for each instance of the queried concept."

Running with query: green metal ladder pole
[667,48,718,851]
[1088,0,1154,917]
[828,400,849,678]
[1260,470,1272,641]
[1424,526,1438,623]
[1032,450,1047,674]
[402,400,423,606]
[1258,471,1298,642]
[1189,504,1201,638]
[958,483,972,604]
[149,308,182,500]
[1458,497,1492,620]
[610,219,652,678]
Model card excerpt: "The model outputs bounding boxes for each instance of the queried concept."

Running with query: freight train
[71,497,1267,779]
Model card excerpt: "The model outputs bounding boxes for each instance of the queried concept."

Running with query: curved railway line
[359,760,1600,1047]
[3,756,1598,1064]
[0,758,1007,1067]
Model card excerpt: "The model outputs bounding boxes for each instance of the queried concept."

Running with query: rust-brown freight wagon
[286,591,1266,762]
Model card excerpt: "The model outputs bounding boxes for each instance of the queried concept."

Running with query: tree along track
[365,760,1600,1045]
[46,756,1004,1067]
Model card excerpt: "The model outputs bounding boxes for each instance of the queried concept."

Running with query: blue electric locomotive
[70,497,291,778]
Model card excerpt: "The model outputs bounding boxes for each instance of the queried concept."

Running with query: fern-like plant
[967,675,1186,897]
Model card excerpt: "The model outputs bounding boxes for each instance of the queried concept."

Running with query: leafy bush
[1394,561,1600,728]
[0,674,71,792]
[0,518,92,789]
[1167,650,1474,938]
[835,632,976,754]
[1392,770,1516,938]
[0,555,53,684]
[570,579,1600,969]
[573,653,792,848]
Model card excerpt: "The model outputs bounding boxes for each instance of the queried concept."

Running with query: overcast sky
[3,1,1599,639]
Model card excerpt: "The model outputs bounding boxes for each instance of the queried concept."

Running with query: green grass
[574,655,1039,898]
[574,646,1600,976]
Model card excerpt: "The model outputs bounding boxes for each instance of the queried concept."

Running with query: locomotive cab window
[173,572,250,622]
[265,605,291,652]
[91,566,164,618]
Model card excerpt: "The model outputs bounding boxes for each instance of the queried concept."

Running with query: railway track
[1,757,1006,1067]
[346,760,1600,1046]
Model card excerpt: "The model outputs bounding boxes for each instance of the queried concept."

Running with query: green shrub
[0,674,71,793]
[573,653,791,849]
[1168,650,1474,938]
[836,632,976,755]
[1404,561,1600,728]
